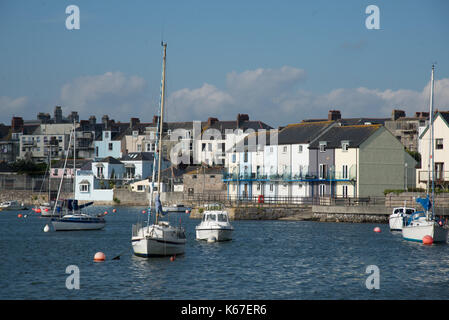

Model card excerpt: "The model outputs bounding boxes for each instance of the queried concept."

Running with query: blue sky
[1,0,449,127]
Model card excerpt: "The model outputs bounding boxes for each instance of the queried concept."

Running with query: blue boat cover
[416,196,432,211]
[155,195,167,216]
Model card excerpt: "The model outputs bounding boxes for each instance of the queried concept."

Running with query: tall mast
[155,42,167,224]
[429,64,435,218]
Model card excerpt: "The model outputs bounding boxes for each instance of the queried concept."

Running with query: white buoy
[207,236,217,243]
[43,224,50,232]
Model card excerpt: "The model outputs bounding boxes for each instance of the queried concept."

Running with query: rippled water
[1,206,449,300]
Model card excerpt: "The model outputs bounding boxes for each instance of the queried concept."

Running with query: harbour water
[2,206,449,300]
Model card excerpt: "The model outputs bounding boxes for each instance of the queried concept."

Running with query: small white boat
[389,206,416,231]
[132,221,186,257]
[163,204,191,213]
[0,200,27,211]
[51,213,106,231]
[196,208,233,242]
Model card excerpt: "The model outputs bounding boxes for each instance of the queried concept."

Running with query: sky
[1,0,449,128]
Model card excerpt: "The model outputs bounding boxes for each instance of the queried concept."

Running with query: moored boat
[196,206,233,242]
[389,206,416,232]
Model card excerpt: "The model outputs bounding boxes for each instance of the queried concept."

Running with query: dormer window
[132,131,138,138]
[104,131,110,140]
[341,141,349,152]
[319,141,327,152]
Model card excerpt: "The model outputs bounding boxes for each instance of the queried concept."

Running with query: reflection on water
[2,207,449,299]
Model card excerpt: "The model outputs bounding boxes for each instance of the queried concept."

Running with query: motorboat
[0,200,27,211]
[389,206,416,231]
[196,207,233,242]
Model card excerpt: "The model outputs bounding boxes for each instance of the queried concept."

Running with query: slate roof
[308,124,382,149]
[121,152,155,161]
[277,121,335,145]
[96,156,123,164]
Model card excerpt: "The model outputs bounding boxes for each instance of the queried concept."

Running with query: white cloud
[60,71,147,119]
[0,96,29,117]
[166,66,449,126]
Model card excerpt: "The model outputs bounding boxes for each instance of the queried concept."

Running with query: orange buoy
[17,214,22,218]
[112,208,117,213]
[423,235,433,245]
[44,208,49,212]
[374,227,381,233]
[170,255,175,262]
[104,211,108,215]
[94,252,106,262]
[142,210,146,214]
[35,208,41,213]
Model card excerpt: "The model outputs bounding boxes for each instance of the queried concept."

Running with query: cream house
[417,111,449,190]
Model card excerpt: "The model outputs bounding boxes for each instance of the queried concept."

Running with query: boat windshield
[217,213,228,222]
[206,214,216,221]
[405,209,415,215]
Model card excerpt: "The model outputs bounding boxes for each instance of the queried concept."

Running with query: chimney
[391,109,405,121]
[54,106,63,123]
[102,115,109,129]
[11,117,24,133]
[328,110,341,121]
[68,111,79,124]
[207,117,219,126]
[130,117,140,129]
[236,113,249,127]
[89,116,96,125]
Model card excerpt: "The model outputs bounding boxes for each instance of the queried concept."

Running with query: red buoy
[104,211,108,215]
[170,255,175,262]
[142,210,146,214]
[423,235,433,245]
[112,209,117,213]
[17,214,22,218]
[374,227,381,233]
[94,252,106,262]
[44,208,49,212]
[35,208,41,213]
[185,209,190,214]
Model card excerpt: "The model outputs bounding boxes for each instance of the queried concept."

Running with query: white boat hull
[389,215,406,232]
[51,216,105,231]
[132,223,186,257]
[402,221,448,243]
[196,228,233,241]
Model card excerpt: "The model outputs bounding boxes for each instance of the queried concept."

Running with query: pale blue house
[94,130,122,159]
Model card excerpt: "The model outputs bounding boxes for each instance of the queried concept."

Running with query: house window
[232,154,236,163]
[342,141,349,152]
[202,143,206,151]
[132,131,138,138]
[137,185,144,191]
[137,144,142,152]
[208,143,212,151]
[319,164,328,179]
[244,152,248,163]
[435,163,444,180]
[436,139,443,150]
[80,184,90,193]
[108,143,113,151]
[298,145,303,153]
[343,185,348,198]
[257,183,261,191]
[319,184,326,196]
[97,167,104,178]
[104,132,109,139]
[192,175,197,179]
[95,146,99,157]
[269,184,274,191]
[319,142,327,152]
[283,146,287,153]
[342,165,348,179]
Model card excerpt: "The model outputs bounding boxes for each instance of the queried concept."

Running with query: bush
[113,197,121,204]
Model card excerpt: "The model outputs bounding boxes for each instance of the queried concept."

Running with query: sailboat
[132,42,186,257]
[50,124,105,231]
[40,142,56,217]
[402,65,448,243]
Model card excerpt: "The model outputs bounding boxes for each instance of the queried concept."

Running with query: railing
[418,170,449,183]
[183,193,385,207]
[222,170,356,182]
